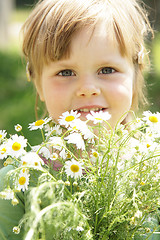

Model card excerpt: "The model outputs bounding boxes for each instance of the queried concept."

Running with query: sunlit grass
[8,8,31,51]
[11,8,31,23]
[152,33,160,75]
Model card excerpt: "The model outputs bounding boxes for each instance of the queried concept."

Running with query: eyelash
[57,67,116,77]
[57,70,75,77]
[99,67,116,74]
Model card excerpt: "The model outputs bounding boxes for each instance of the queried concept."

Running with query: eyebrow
[49,51,132,71]
[52,60,129,72]
[51,62,78,71]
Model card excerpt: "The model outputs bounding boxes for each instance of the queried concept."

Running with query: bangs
[22,0,151,79]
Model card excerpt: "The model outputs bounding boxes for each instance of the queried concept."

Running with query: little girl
[0,0,159,239]
[22,0,152,127]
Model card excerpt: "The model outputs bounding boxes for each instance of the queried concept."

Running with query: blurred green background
[0,0,160,146]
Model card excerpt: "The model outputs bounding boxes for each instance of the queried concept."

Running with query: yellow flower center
[3,162,7,167]
[35,119,45,126]
[34,162,38,166]
[12,142,21,151]
[149,116,158,123]
[70,164,79,173]
[1,148,6,154]
[65,116,75,122]
[13,227,20,234]
[19,176,26,185]
[93,152,98,158]
[146,143,151,148]
[52,153,58,160]
[67,152,71,158]
[95,117,102,121]
[0,134,2,138]
[140,182,145,185]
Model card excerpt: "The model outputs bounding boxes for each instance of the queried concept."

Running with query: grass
[0,49,42,145]
[0,8,44,146]
[146,34,160,112]
[152,34,160,75]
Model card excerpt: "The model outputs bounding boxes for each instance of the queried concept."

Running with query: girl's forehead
[62,22,132,64]
[53,24,134,73]
[70,24,118,52]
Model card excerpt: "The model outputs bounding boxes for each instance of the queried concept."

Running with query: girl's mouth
[75,107,108,119]
[77,107,106,113]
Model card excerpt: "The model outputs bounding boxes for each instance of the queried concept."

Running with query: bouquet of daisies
[0,110,160,240]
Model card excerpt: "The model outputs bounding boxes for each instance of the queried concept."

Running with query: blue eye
[99,67,116,74]
[58,70,74,76]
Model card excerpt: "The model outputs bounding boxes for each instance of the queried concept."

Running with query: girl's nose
[76,79,101,98]
[76,84,101,97]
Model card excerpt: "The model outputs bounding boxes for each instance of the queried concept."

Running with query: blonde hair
[21,0,153,110]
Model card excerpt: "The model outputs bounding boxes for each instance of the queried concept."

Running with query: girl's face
[37,24,134,128]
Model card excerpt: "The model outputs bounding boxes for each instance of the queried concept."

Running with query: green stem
[40,128,45,143]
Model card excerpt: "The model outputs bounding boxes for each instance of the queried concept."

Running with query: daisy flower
[59,149,72,159]
[58,110,81,127]
[65,132,85,150]
[20,152,44,167]
[70,119,94,140]
[65,180,70,186]
[50,152,58,161]
[45,124,62,137]
[0,143,8,159]
[11,198,19,206]
[86,110,111,124]
[32,145,51,159]
[49,136,64,151]
[28,117,52,130]
[91,149,99,160]
[138,138,158,153]
[14,124,22,132]
[3,157,14,167]
[13,226,20,234]
[91,153,103,164]
[17,169,30,192]
[143,111,160,128]
[59,149,67,159]
[7,134,27,158]
[0,188,14,200]
[65,159,83,178]
[0,130,7,142]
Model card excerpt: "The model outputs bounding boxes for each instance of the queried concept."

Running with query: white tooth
[91,108,102,111]
[79,107,103,112]
[79,108,88,112]
[83,109,89,112]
